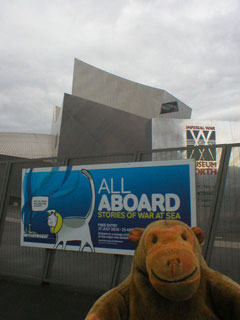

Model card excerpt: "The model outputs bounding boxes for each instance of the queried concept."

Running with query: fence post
[0,161,12,245]
[133,152,141,162]
[109,152,138,289]
[41,157,69,284]
[203,145,232,264]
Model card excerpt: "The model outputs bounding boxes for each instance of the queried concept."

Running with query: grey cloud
[0,0,239,133]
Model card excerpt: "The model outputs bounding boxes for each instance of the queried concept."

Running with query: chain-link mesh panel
[146,147,223,234]
[0,145,238,287]
[116,255,133,284]
[137,152,152,161]
[196,147,223,234]
[0,158,64,280]
[0,204,45,278]
[48,250,117,291]
[151,149,187,162]
[209,146,240,283]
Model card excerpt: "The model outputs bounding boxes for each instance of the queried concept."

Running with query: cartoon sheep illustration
[47,169,95,252]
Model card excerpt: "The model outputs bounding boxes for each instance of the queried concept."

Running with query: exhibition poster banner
[21,160,196,255]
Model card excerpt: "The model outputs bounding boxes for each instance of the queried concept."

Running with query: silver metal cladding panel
[72,58,191,120]
[152,119,240,149]
[58,94,152,157]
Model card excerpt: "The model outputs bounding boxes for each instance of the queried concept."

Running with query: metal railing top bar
[67,151,135,161]
[149,143,240,154]
[0,157,62,165]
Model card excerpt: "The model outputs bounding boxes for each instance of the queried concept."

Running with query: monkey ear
[191,227,205,244]
[128,228,145,245]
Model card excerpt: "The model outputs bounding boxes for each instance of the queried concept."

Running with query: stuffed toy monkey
[85,220,240,320]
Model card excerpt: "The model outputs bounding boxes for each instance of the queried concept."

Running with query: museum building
[0,58,239,160]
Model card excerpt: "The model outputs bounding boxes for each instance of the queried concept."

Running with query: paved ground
[0,277,100,320]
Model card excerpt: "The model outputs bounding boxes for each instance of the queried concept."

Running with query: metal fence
[0,144,239,294]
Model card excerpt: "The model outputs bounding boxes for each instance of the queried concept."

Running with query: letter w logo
[186,128,216,161]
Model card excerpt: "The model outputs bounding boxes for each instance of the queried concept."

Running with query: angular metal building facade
[57,94,151,157]
[72,59,192,120]
[53,58,192,157]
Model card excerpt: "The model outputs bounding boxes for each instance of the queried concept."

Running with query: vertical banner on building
[186,125,217,175]
[21,160,196,255]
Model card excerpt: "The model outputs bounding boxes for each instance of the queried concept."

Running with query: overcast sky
[0,0,239,134]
